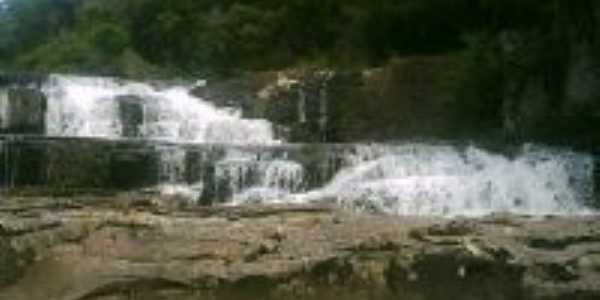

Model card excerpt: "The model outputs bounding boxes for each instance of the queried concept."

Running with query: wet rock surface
[0,195,599,300]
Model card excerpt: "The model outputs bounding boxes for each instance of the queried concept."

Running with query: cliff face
[192,48,600,146]
[0,195,600,300]
[192,57,465,143]
[499,41,600,145]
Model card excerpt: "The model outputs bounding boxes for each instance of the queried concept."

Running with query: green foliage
[448,38,506,137]
[0,0,598,78]
[117,48,160,78]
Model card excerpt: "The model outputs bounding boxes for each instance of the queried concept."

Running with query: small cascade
[214,150,257,202]
[261,159,304,192]
[230,159,305,204]
[211,150,306,204]
[0,90,8,129]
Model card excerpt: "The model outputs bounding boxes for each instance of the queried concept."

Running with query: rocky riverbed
[0,194,599,300]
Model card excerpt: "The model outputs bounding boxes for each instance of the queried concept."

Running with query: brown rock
[0,196,599,300]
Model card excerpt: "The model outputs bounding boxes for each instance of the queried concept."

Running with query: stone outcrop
[0,195,599,300]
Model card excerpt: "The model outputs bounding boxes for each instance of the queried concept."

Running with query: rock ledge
[0,196,599,300]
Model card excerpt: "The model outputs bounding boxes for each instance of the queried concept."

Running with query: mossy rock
[0,238,34,287]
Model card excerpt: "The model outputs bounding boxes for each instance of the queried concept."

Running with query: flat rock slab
[0,196,599,300]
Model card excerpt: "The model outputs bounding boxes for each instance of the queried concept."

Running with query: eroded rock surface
[0,195,599,300]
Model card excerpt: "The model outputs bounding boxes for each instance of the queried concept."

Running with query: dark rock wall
[193,58,475,143]
[0,73,47,135]
[0,88,46,135]
[503,43,600,146]
[190,53,599,146]
[0,72,46,89]
[0,138,155,192]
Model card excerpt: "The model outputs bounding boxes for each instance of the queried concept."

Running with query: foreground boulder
[0,195,599,300]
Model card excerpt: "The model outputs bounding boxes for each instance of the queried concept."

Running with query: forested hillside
[0,0,598,78]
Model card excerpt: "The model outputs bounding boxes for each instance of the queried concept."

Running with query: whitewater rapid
[313,145,594,216]
[222,144,594,217]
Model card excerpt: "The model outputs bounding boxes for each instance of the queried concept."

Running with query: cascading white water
[262,159,304,192]
[230,159,305,204]
[42,74,278,144]
[215,149,256,198]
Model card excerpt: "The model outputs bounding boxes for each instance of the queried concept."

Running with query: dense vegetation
[0,0,597,78]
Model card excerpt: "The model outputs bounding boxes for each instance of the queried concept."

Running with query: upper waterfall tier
[41,75,278,144]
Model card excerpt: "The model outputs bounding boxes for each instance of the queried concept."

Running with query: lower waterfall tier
[0,137,597,217]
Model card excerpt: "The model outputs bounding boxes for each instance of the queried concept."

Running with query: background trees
[0,0,597,78]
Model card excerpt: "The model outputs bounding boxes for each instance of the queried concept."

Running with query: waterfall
[0,74,595,217]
